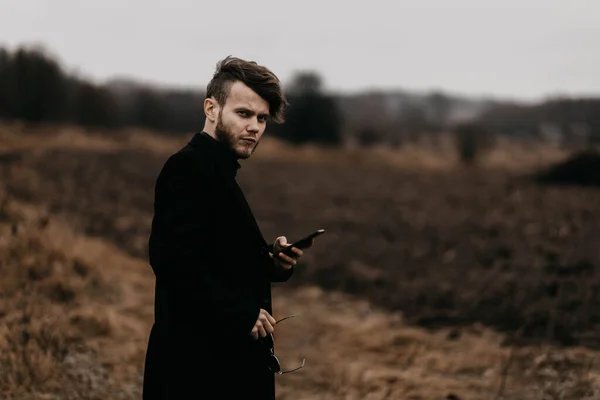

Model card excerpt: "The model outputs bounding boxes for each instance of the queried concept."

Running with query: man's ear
[204,97,219,122]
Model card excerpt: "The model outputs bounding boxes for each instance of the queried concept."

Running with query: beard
[214,111,258,159]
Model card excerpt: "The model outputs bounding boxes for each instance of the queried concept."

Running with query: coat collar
[189,132,241,177]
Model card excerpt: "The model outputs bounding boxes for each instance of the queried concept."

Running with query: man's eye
[238,110,248,117]
[258,115,269,123]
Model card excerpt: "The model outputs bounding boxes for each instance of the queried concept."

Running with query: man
[142,56,313,399]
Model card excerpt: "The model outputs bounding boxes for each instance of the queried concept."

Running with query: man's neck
[202,125,217,140]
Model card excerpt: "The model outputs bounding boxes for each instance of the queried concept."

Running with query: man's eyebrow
[234,107,254,113]
[235,107,269,117]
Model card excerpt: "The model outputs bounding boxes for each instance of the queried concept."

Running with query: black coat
[142,132,293,399]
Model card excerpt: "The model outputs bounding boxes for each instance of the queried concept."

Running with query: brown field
[1,122,600,399]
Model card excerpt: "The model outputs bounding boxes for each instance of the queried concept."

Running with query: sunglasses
[261,314,306,375]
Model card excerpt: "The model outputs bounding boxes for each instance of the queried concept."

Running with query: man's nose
[247,117,259,132]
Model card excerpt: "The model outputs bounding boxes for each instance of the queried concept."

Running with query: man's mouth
[241,138,256,144]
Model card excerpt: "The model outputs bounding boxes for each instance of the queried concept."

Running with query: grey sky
[1,0,599,101]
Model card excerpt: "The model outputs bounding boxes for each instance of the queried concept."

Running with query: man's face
[214,81,270,159]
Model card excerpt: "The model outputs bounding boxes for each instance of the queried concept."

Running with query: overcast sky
[1,0,599,101]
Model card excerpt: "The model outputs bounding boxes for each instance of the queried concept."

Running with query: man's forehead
[226,81,269,113]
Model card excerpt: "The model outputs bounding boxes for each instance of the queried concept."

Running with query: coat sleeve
[150,151,259,339]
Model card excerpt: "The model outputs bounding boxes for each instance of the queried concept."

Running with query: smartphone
[278,229,325,257]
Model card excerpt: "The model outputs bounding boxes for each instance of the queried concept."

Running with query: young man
[142,56,313,399]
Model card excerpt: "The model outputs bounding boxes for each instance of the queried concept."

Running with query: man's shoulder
[169,137,214,166]
[159,141,215,179]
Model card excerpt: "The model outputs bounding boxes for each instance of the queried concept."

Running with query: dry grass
[0,190,153,399]
[2,122,600,399]
[273,287,600,399]
[2,191,599,399]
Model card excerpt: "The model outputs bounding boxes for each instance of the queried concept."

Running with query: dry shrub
[0,199,122,399]
[505,350,600,399]
[451,121,496,165]
[535,150,600,187]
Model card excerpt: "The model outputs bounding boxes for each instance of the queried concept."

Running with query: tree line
[0,45,341,145]
[2,45,599,151]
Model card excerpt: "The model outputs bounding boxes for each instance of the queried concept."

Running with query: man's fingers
[263,319,275,333]
[266,322,275,334]
[259,309,272,318]
[277,249,296,260]
[259,309,275,333]
[258,324,267,338]
[277,254,298,266]
[277,236,288,246]
[251,310,279,340]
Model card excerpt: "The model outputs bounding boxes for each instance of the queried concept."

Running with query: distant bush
[70,80,120,128]
[535,150,600,187]
[451,121,495,165]
[0,46,69,123]
[274,72,343,145]
[356,127,382,147]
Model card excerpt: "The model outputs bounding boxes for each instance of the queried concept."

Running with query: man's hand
[250,309,277,340]
[269,236,313,270]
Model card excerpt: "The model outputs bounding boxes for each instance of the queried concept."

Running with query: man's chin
[234,148,253,159]
[234,144,256,159]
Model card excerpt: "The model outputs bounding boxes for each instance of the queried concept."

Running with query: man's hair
[206,56,288,124]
